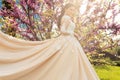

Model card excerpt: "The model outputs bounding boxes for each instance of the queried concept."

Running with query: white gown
[0,15,100,80]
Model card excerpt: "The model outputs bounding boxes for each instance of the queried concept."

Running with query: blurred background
[0,0,120,80]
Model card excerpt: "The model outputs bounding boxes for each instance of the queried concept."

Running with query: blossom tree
[77,0,120,54]
[0,0,64,40]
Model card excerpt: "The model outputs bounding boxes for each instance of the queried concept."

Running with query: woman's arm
[74,32,81,41]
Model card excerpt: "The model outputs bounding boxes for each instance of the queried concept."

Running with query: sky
[0,1,2,8]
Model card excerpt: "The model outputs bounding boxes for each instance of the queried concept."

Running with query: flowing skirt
[0,31,100,80]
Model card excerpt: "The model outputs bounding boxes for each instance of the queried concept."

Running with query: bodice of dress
[60,15,75,35]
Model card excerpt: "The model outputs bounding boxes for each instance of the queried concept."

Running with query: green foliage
[117,46,120,56]
[87,53,117,66]
[113,61,120,66]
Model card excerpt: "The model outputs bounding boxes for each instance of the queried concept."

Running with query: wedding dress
[0,15,100,80]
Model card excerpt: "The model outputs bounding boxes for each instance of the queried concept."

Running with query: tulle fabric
[0,31,100,80]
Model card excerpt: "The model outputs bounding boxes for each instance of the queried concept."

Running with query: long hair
[57,3,75,29]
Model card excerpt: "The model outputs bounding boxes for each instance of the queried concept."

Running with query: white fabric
[0,15,100,80]
[60,15,75,35]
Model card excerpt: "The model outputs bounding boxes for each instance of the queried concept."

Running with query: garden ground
[94,65,120,80]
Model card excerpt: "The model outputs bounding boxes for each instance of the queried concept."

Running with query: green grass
[94,65,120,80]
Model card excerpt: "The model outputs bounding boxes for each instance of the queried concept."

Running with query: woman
[0,3,100,80]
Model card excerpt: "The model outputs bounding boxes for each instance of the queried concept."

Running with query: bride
[0,3,100,80]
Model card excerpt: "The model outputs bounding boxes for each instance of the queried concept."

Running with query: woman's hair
[57,3,75,29]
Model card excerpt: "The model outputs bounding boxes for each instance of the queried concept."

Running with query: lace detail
[60,15,75,35]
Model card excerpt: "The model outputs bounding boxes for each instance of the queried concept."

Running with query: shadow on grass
[101,78,110,80]
[94,65,111,71]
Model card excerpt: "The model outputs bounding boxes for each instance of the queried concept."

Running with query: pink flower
[44,0,53,8]
[20,0,27,9]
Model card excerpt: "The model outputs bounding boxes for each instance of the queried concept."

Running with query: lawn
[94,65,120,80]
